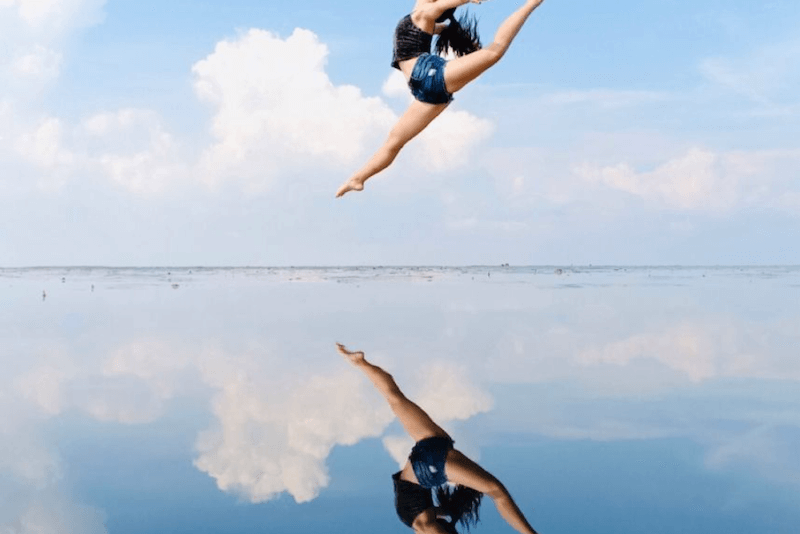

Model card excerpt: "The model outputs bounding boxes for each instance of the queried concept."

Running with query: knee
[385,130,407,153]
[386,387,407,409]
[380,372,406,405]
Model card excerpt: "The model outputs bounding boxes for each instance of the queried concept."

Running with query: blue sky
[1,0,799,266]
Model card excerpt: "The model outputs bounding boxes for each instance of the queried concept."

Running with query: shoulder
[414,0,444,19]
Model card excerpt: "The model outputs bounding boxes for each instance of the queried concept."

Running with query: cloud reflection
[2,267,799,525]
[193,368,394,503]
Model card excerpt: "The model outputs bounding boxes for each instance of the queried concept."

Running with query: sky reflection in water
[1,267,799,534]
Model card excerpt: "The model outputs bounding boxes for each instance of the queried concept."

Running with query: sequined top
[391,14,434,70]
[392,471,434,527]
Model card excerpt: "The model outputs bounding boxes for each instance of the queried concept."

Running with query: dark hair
[435,484,484,532]
[434,8,482,58]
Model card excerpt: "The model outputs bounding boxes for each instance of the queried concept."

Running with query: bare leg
[336,343,449,441]
[444,0,545,94]
[335,100,448,198]
[446,449,539,534]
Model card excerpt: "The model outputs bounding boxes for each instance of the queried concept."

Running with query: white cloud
[700,39,800,104]
[13,117,76,190]
[575,147,800,212]
[4,26,491,196]
[10,45,62,80]
[0,0,105,32]
[417,108,493,172]
[380,69,494,174]
[0,0,106,88]
[575,148,732,211]
[84,110,184,194]
[191,28,493,192]
[381,70,409,100]
[13,109,185,193]
[192,28,396,191]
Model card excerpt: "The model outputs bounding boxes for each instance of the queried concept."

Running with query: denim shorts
[408,53,453,105]
[409,435,454,488]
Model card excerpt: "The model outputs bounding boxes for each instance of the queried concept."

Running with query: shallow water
[1,266,799,533]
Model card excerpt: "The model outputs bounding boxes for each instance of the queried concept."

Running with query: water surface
[1,266,798,533]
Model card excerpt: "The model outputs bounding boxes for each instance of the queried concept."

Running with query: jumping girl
[335,0,546,198]
[337,343,539,534]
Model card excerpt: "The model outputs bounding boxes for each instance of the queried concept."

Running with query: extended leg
[335,99,448,197]
[445,449,539,534]
[337,343,449,441]
[444,0,545,94]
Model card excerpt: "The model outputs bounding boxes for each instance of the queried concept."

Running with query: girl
[336,0,546,198]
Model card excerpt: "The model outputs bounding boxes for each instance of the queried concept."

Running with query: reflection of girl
[337,343,539,534]
[336,0,546,198]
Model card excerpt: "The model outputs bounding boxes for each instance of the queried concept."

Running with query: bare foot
[336,342,365,364]
[335,178,365,198]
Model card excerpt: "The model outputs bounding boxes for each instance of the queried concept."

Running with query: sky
[1,0,799,266]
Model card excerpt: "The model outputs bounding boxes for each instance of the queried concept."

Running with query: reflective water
[1,266,799,533]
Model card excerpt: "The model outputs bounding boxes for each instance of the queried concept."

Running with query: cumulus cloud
[192,28,493,191]
[13,109,185,193]
[381,68,493,174]
[10,45,62,80]
[4,23,492,195]
[0,0,106,87]
[381,70,410,100]
[575,147,800,212]
[192,28,396,191]
[417,109,493,172]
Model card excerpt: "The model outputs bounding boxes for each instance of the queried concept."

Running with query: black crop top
[391,14,434,70]
[392,471,434,527]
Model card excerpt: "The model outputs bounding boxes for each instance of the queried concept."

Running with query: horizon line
[2,264,799,270]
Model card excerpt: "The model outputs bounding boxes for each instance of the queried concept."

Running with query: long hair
[435,484,484,532]
[434,8,482,58]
